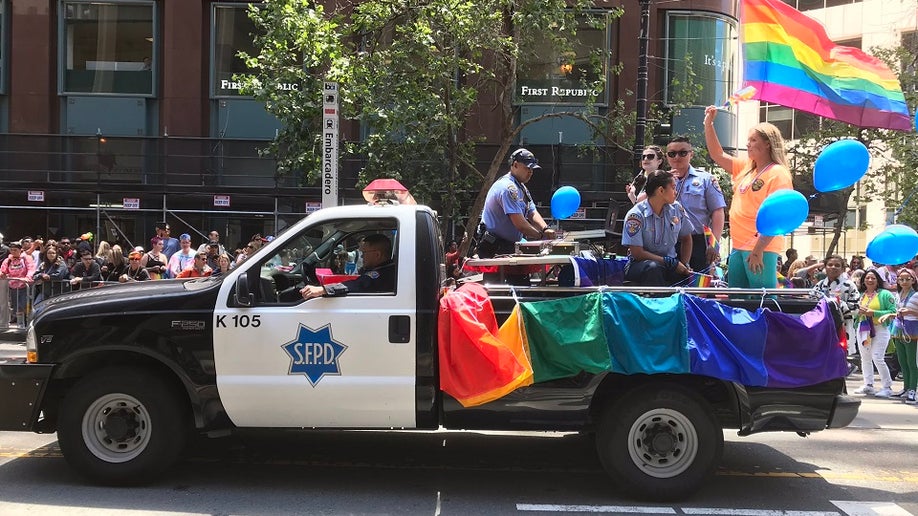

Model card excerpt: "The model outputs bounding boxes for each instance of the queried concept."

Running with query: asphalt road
[2,337,917,515]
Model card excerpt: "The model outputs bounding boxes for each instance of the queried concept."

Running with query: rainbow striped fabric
[742,0,912,131]
[438,285,848,407]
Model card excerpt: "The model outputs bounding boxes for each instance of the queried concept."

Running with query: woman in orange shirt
[703,106,793,288]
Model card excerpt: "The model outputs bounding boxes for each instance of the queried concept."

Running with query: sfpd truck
[0,204,859,500]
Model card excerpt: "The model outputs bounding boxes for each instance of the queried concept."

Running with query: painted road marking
[831,501,914,516]
[519,504,913,516]
[517,504,676,513]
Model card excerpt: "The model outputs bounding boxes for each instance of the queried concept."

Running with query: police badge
[625,215,642,236]
[508,184,520,201]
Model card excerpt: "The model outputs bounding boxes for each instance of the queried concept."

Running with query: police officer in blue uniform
[478,148,556,285]
[622,170,694,286]
[666,136,726,273]
[301,234,395,299]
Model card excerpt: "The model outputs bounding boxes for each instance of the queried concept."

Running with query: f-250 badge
[282,324,347,387]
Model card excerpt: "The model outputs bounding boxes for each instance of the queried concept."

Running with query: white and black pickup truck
[0,204,859,500]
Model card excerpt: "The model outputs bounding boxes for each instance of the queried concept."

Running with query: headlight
[26,323,38,363]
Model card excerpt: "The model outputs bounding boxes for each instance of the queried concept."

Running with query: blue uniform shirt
[621,200,694,258]
[673,166,726,235]
[482,173,536,242]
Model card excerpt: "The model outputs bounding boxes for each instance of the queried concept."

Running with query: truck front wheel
[57,368,189,485]
[596,385,722,501]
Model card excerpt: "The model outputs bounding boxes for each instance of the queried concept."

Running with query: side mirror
[235,274,252,307]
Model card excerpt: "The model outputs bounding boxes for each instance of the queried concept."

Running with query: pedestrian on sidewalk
[882,268,918,403]
[853,269,897,398]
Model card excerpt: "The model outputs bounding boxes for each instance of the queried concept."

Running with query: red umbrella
[362,178,416,204]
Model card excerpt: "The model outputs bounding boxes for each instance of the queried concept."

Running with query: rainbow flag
[691,273,713,288]
[742,0,912,131]
[703,225,719,253]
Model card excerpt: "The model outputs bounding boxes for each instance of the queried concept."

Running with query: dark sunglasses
[667,150,691,158]
[641,154,658,160]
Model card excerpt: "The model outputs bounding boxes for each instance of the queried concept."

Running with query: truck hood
[31,277,223,325]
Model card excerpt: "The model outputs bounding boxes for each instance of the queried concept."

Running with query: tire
[596,384,723,501]
[57,368,189,485]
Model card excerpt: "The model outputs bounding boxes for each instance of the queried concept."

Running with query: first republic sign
[322,81,339,208]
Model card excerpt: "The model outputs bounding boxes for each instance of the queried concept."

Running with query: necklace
[738,162,775,194]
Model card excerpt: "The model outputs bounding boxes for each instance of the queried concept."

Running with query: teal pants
[893,338,917,391]
[727,250,779,288]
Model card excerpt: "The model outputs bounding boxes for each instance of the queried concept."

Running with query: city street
[1,334,917,516]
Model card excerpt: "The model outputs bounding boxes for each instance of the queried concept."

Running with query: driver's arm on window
[301,285,325,300]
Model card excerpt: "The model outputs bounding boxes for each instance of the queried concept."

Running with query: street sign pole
[322,81,340,208]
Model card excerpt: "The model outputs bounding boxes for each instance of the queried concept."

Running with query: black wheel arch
[588,373,740,430]
[43,346,224,433]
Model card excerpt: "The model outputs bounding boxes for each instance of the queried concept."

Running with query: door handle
[388,315,410,343]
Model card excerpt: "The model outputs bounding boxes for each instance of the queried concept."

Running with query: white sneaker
[854,385,875,395]
[906,390,916,404]
[875,388,892,398]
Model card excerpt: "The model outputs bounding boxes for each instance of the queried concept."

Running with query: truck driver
[300,233,395,299]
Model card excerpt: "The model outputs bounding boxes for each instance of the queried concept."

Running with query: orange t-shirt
[730,160,793,254]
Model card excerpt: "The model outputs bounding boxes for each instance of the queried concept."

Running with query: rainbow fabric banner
[438,286,848,407]
[742,0,912,131]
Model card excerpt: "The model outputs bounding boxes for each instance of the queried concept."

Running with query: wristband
[663,256,678,270]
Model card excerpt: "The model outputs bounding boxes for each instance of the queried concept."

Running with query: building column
[161,0,206,136]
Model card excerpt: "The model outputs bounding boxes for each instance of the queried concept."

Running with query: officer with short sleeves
[666,136,726,272]
[477,148,556,285]
[301,234,395,299]
[622,170,694,286]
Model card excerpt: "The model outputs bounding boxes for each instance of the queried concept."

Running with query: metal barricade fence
[0,278,33,329]
[1,279,119,329]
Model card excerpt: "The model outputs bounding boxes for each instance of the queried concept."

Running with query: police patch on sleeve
[507,184,520,201]
[625,214,642,236]
[282,323,347,387]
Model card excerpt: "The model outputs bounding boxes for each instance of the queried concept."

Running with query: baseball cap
[509,148,541,169]
[179,233,191,241]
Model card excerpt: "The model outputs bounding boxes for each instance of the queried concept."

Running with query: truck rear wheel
[596,385,722,501]
[57,368,189,485]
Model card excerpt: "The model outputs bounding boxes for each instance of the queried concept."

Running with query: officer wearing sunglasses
[666,136,726,273]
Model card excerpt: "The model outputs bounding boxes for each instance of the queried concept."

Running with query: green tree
[241,0,636,243]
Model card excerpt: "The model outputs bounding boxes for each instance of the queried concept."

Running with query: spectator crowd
[0,223,271,327]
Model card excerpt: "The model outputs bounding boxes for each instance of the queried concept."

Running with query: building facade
[0,0,739,250]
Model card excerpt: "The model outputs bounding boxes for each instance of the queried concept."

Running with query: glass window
[0,1,6,94]
[759,102,821,140]
[212,4,259,98]
[61,1,155,95]
[665,12,737,107]
[252,217,398,304]
[782,0,862,9]
[515,13,610,105]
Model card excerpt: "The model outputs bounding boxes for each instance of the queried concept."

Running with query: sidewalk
[0,328,26,359]
[845,374,918,431]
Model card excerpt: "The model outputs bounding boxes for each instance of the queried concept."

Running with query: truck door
[212,215,417,428]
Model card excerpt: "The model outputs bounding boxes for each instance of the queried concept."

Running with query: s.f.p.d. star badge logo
[282,324,347,386]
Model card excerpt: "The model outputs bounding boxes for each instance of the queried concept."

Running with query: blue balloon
[813,140,870,192]
[755,189,809,236]
[866,224,918,266]
[551,186,581,219]
[915,109,918,132]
